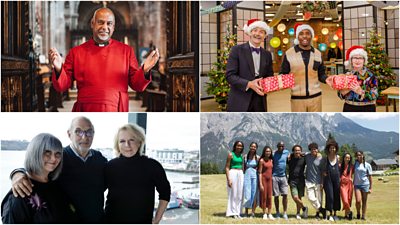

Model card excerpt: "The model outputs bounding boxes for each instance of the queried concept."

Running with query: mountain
[201,113,399,170]
[1,140,29,150]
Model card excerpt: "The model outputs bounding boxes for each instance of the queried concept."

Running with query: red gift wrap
[330,75,359,90]
[259,74,295,93]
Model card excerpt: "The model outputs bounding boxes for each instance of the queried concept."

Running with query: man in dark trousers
[226,18,274,112]
[280,23,331,112]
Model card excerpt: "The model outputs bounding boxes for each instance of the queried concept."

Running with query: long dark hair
[247,142,258,163]
[340,152,353,176]
[232,140,244,154]
[355,150,365,167]
[260,145,273,161]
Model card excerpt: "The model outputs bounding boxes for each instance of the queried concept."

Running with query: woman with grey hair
[1,133,77,223]
[104,124,171,224]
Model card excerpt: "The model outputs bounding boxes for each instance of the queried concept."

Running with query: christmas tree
[364,28,397,105]
[206,26,236,111]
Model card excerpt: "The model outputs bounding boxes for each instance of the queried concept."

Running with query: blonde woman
[104,124,171,224]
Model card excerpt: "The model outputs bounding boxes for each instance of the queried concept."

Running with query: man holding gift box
[280,23,330,112]
[226,18,274,112]
[336,46,378,112]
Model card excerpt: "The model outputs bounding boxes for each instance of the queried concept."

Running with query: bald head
[91,7,115,23]
[69,116,94,132]
[91,8,115,44]
[68,116,95,156]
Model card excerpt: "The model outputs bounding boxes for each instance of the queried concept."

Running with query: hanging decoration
[321,28,329,35]
[282,38,289,44]
[288,28,295,36]
[330,42,337,49]
[277,23,286,32]
[318,43,327,52]
[301,1,337,12]
[200,1,242,15]
[270,37,281,48]
[313,35,318,42]
[336,28,343,39]
[301,1,338,20]
[338,41,343,50]
[303,11,312,20]
[277,50,283,56]
[333,34,339,41]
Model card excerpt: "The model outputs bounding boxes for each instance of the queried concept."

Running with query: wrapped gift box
[330,75,359,90]
[259,74,295,93]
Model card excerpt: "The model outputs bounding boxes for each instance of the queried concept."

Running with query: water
[0,150,199,224]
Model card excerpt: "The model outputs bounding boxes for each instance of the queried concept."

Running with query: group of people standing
[225,140,373,221]
[226,19,378,112]
[1,116,171,224]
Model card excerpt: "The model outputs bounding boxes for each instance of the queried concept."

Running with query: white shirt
[249,41,261,77]
[69,144,93,162]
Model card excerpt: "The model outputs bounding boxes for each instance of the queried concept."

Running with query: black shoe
[348,211,353,220]
[361,217,366,220]
[357,214,361,219]
[320,208,326,219]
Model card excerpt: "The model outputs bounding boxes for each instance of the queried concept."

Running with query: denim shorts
[354,184,370,192]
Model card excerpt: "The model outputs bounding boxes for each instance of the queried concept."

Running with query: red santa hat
[344,45,368,66]
[293,23,315,45]
[243,18,269,35]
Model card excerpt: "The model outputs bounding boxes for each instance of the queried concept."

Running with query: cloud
[342,113,399,120]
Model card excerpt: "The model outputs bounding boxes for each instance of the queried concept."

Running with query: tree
[201,162,221,174]
[206,25,236,111]
[364,28,397,105]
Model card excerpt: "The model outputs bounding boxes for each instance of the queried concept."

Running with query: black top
[104,154,171,224]
[288,155,306,185]
[280,45,327,83]
[57,146,107,223]
[1,179,78,224]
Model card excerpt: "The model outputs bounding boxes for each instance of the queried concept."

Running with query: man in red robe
[48,7,159,112]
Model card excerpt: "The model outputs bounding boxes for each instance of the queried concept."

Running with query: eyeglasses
[352,57,364,61]
[278,145,284,148]
[74,129,94,137]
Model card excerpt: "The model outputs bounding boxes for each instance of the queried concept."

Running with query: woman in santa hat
[337,46,378,112]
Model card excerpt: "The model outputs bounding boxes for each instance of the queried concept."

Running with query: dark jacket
[226,42,273,112]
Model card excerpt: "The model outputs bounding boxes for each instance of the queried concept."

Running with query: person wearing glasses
[104,124,171,224]
[2,133,78,223]
[272,141,290,220]
[337,46,378,112]
[9,117,107,223]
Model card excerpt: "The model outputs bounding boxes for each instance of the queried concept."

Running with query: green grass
[200,174,399,224]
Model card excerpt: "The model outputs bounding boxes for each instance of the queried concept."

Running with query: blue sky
[342,113,399,133]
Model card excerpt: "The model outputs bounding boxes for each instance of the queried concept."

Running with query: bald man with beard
[49,8,160,112]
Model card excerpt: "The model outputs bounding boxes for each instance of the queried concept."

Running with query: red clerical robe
[52,39,151,112]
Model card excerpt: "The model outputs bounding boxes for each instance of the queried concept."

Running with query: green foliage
[201,162,221,174]
[301,1,336,12]
[364,28,397,104]
[206,26,236,111]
